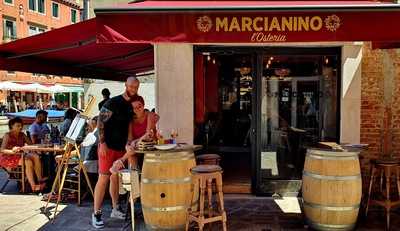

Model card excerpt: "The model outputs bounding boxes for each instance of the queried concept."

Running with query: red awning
[95,1,400,44]
[0,18,154,81]
[0,1,399,79]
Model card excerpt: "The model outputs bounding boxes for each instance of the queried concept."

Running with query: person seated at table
[29,110,50,144]
[112,96,158,171]
[60,108,78,137]
[80,116,99,173]
[0,117,45,192]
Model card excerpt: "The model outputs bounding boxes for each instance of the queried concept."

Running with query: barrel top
[135,144,202,154]
[307,148,360,157]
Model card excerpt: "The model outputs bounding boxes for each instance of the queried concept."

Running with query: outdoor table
[135,144,201,230]
[21,144,65,153]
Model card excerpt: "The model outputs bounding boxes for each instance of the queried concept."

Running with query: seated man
[29,110,50,144]
[80,116,99,173]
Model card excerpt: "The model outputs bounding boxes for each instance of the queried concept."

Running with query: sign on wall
[97,11,400,43]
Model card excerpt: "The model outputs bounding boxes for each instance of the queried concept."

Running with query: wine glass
[170,129,178,144]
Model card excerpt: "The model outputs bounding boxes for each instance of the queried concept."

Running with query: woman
[112,96,158,170]
[0,117,45,192]
[61,108,78,136]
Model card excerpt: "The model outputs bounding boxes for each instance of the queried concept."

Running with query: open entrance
[194,47,340,195]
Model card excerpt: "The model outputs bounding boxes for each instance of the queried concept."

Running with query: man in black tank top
[92,77,139,229]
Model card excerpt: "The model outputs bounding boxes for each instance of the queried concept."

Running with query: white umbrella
[49,84,69,93]
[24,83,53,93]
[0,81,25,91]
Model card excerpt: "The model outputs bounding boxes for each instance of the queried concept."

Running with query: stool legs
[384,166,392,230]
[396,167,400,198]
[365,165,376,216]
[187,171,227,231]
[207,179,213,217]
[199,177,206,231]
[216,174,227,231]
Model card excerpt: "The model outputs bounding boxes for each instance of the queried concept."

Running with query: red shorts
[98,144,125,175]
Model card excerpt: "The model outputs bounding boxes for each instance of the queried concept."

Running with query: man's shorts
[98,144,125,175]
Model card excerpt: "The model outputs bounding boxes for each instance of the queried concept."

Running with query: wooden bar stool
[186,165,227,231]
[196,154,221,166]
[365,158,400,230]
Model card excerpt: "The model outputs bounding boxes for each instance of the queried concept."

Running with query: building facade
[0,0,83,109]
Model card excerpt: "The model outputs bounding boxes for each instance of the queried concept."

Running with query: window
[29,0,36,11]
[52,2,59,18]
[28,25,46,36]
[7,71,15,74]
[38,0,45,14]
[4,0,13,5]
[71,9,77,23]
[3,18,17,41]
[29,0,45,14]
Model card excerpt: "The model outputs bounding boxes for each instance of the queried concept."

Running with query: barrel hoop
[145,152,192,158]
[306,218,356,230]
[142,201,197,212]
[303,201,360,211]
[307,154,359,161]
[303,171,361,180]
[307,149,359,157]
[142,205,186,212]
[146,224,185,230]
[144,156,195,163]
[142,176,191,184]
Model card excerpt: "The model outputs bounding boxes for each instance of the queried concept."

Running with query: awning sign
[97,11,400,43]
[196,15,340,42]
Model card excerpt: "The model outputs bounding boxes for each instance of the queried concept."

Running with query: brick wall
[360,43,400,187]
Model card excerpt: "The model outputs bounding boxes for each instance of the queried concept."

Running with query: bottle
[157,130,164,145]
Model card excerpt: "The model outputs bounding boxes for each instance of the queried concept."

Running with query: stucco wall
[154,44,194,144]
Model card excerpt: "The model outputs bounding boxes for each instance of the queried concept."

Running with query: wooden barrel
[302,149,361,231]
[141,151,196,230]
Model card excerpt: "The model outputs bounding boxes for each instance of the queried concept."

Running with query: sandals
[32,183,46,192]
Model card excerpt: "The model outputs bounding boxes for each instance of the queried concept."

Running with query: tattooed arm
[98,107,113,144]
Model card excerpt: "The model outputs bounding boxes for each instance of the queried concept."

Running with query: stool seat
[191,165,222,174]
[374,158,400,165]
[196,154,221,166]
[197,154,221,160]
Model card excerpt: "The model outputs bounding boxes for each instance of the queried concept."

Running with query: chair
[54,153,83,205]
[0,152,26,193]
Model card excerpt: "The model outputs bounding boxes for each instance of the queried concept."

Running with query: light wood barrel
[302,149,361,231]
[141,151,196,230]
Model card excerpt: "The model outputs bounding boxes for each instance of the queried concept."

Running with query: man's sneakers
[110,207,126,219]
[91,210,104,229]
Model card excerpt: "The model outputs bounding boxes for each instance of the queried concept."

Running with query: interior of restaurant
[194,46,340,195]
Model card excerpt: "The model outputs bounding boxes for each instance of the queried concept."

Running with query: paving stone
[2,170,400,230]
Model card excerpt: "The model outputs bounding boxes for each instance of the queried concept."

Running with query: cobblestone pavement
[2,170,400,231]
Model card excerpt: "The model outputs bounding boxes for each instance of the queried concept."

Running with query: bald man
[92,76,139,229]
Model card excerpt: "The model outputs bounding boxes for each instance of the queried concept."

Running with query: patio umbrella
[24,83,53,93]
[49,84,69,93]
[0,81,25,91]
